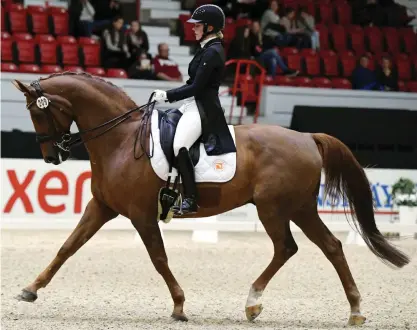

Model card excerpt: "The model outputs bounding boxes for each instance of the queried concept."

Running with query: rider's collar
[200,36,217,48]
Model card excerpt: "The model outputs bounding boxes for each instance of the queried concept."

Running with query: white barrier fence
[1,158,417,245]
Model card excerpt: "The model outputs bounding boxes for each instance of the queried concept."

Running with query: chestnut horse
[12,73,409,326]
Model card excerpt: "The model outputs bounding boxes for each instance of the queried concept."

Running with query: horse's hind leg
[16,198,117,302]
[245,203,298,321]
[292,200,365,326]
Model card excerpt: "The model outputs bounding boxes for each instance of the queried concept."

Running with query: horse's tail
[312,133,410,268]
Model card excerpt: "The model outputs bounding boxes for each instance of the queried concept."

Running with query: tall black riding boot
[172,147,199,215]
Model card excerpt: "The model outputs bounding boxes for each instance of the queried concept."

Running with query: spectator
[250,21,299,78]
[102,16,131,69]
[376,56,399,91]
[227,26,252,60]
[297,7,320,50]
[90,0,123,36]
[153,43,183,82]
[126,21,150,58]
[260,0,289,48]
[351,55,378,90]
[279,7,310,48]
[128,49,154,80]
[78,0,96,37]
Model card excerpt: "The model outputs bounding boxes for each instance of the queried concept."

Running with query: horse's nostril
[45,156,55,163]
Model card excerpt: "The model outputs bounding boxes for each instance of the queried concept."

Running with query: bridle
[27,79,156,161]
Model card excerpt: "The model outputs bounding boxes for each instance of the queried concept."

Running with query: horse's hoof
[15,289,38,303]
[348,314,366,326]
[171,312,188,322]
[245,304,263,321]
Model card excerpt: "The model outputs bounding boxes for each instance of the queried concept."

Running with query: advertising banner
[2,159,417,228]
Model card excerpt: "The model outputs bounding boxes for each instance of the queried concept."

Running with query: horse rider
[151,4,236,215]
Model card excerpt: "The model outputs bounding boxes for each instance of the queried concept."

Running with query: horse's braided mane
[40,71,137,105]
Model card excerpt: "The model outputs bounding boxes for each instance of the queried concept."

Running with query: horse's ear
[12,80,31,94]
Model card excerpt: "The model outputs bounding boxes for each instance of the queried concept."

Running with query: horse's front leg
[131,217,187,321]
[16,198,118,302]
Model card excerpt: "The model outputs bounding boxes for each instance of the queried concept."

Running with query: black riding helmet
[187,4,225,39]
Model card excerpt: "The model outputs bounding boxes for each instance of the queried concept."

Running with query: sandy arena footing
[2,229,416,330]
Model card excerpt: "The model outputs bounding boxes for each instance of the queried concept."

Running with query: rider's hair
[215,31,224,39]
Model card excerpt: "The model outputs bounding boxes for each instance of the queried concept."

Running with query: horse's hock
[2,230,416,329]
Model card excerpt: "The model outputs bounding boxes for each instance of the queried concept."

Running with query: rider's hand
[151,90,168,103]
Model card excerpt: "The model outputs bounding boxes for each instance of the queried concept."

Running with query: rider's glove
[151,90,168,103]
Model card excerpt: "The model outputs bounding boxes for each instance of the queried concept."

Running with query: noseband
[27,79,156,160]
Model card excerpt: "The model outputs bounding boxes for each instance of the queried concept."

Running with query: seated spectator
[250,21,299,78]
[227,26,252,60]
[127,20,150,58]
[351,55,378,90]
[102,16,131,69]
[260,0,289,48]
[279,8,311,49]
[128,49,154,80]
[153,43,183,82]
[297,7,320,50]
[376,56,399,91]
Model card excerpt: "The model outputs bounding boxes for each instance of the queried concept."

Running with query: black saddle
[157,109,200,169]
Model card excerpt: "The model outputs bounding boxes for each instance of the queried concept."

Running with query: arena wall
[1,158,416,232]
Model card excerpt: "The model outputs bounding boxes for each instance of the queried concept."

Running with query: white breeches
[173,97,202,156]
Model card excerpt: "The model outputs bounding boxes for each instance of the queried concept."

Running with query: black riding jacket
[166,37,236,155]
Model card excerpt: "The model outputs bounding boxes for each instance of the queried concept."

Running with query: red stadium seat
[304,52,321,76]
[19,63,41,73]
[85,67,106,76]
[364,26,383,54]
[7,4,28,33]
[35,34,57,65]
[331,78,352,89]
[1,62,18,72]
[399,28,417,54]
[275,75,296,86]
[330,24,347,51]
[347,25,365,54]
[382,27,400,55]
[321,50,339,76]
[293,76,314,87]
[395,55,412,81]
[27,5,49,34]
[335,3,351,25]
[406,81,417,92]
[57,36,79,66]
[315,24,329,50]
[318,4,334,24]
[48,6,69,36]
[1,32,13,62]
[285,53,302,72]
[14,33,35,63]
[64,66,84,73]
[79,37,100,67]
[339,51,357,77]
[222,22,236,45]
[179,14,194,42]
[41,64,63,73]
[107,68,128,78]
[312,77,332,88]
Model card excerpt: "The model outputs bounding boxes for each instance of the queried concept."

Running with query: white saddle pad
[149,110,237,183]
